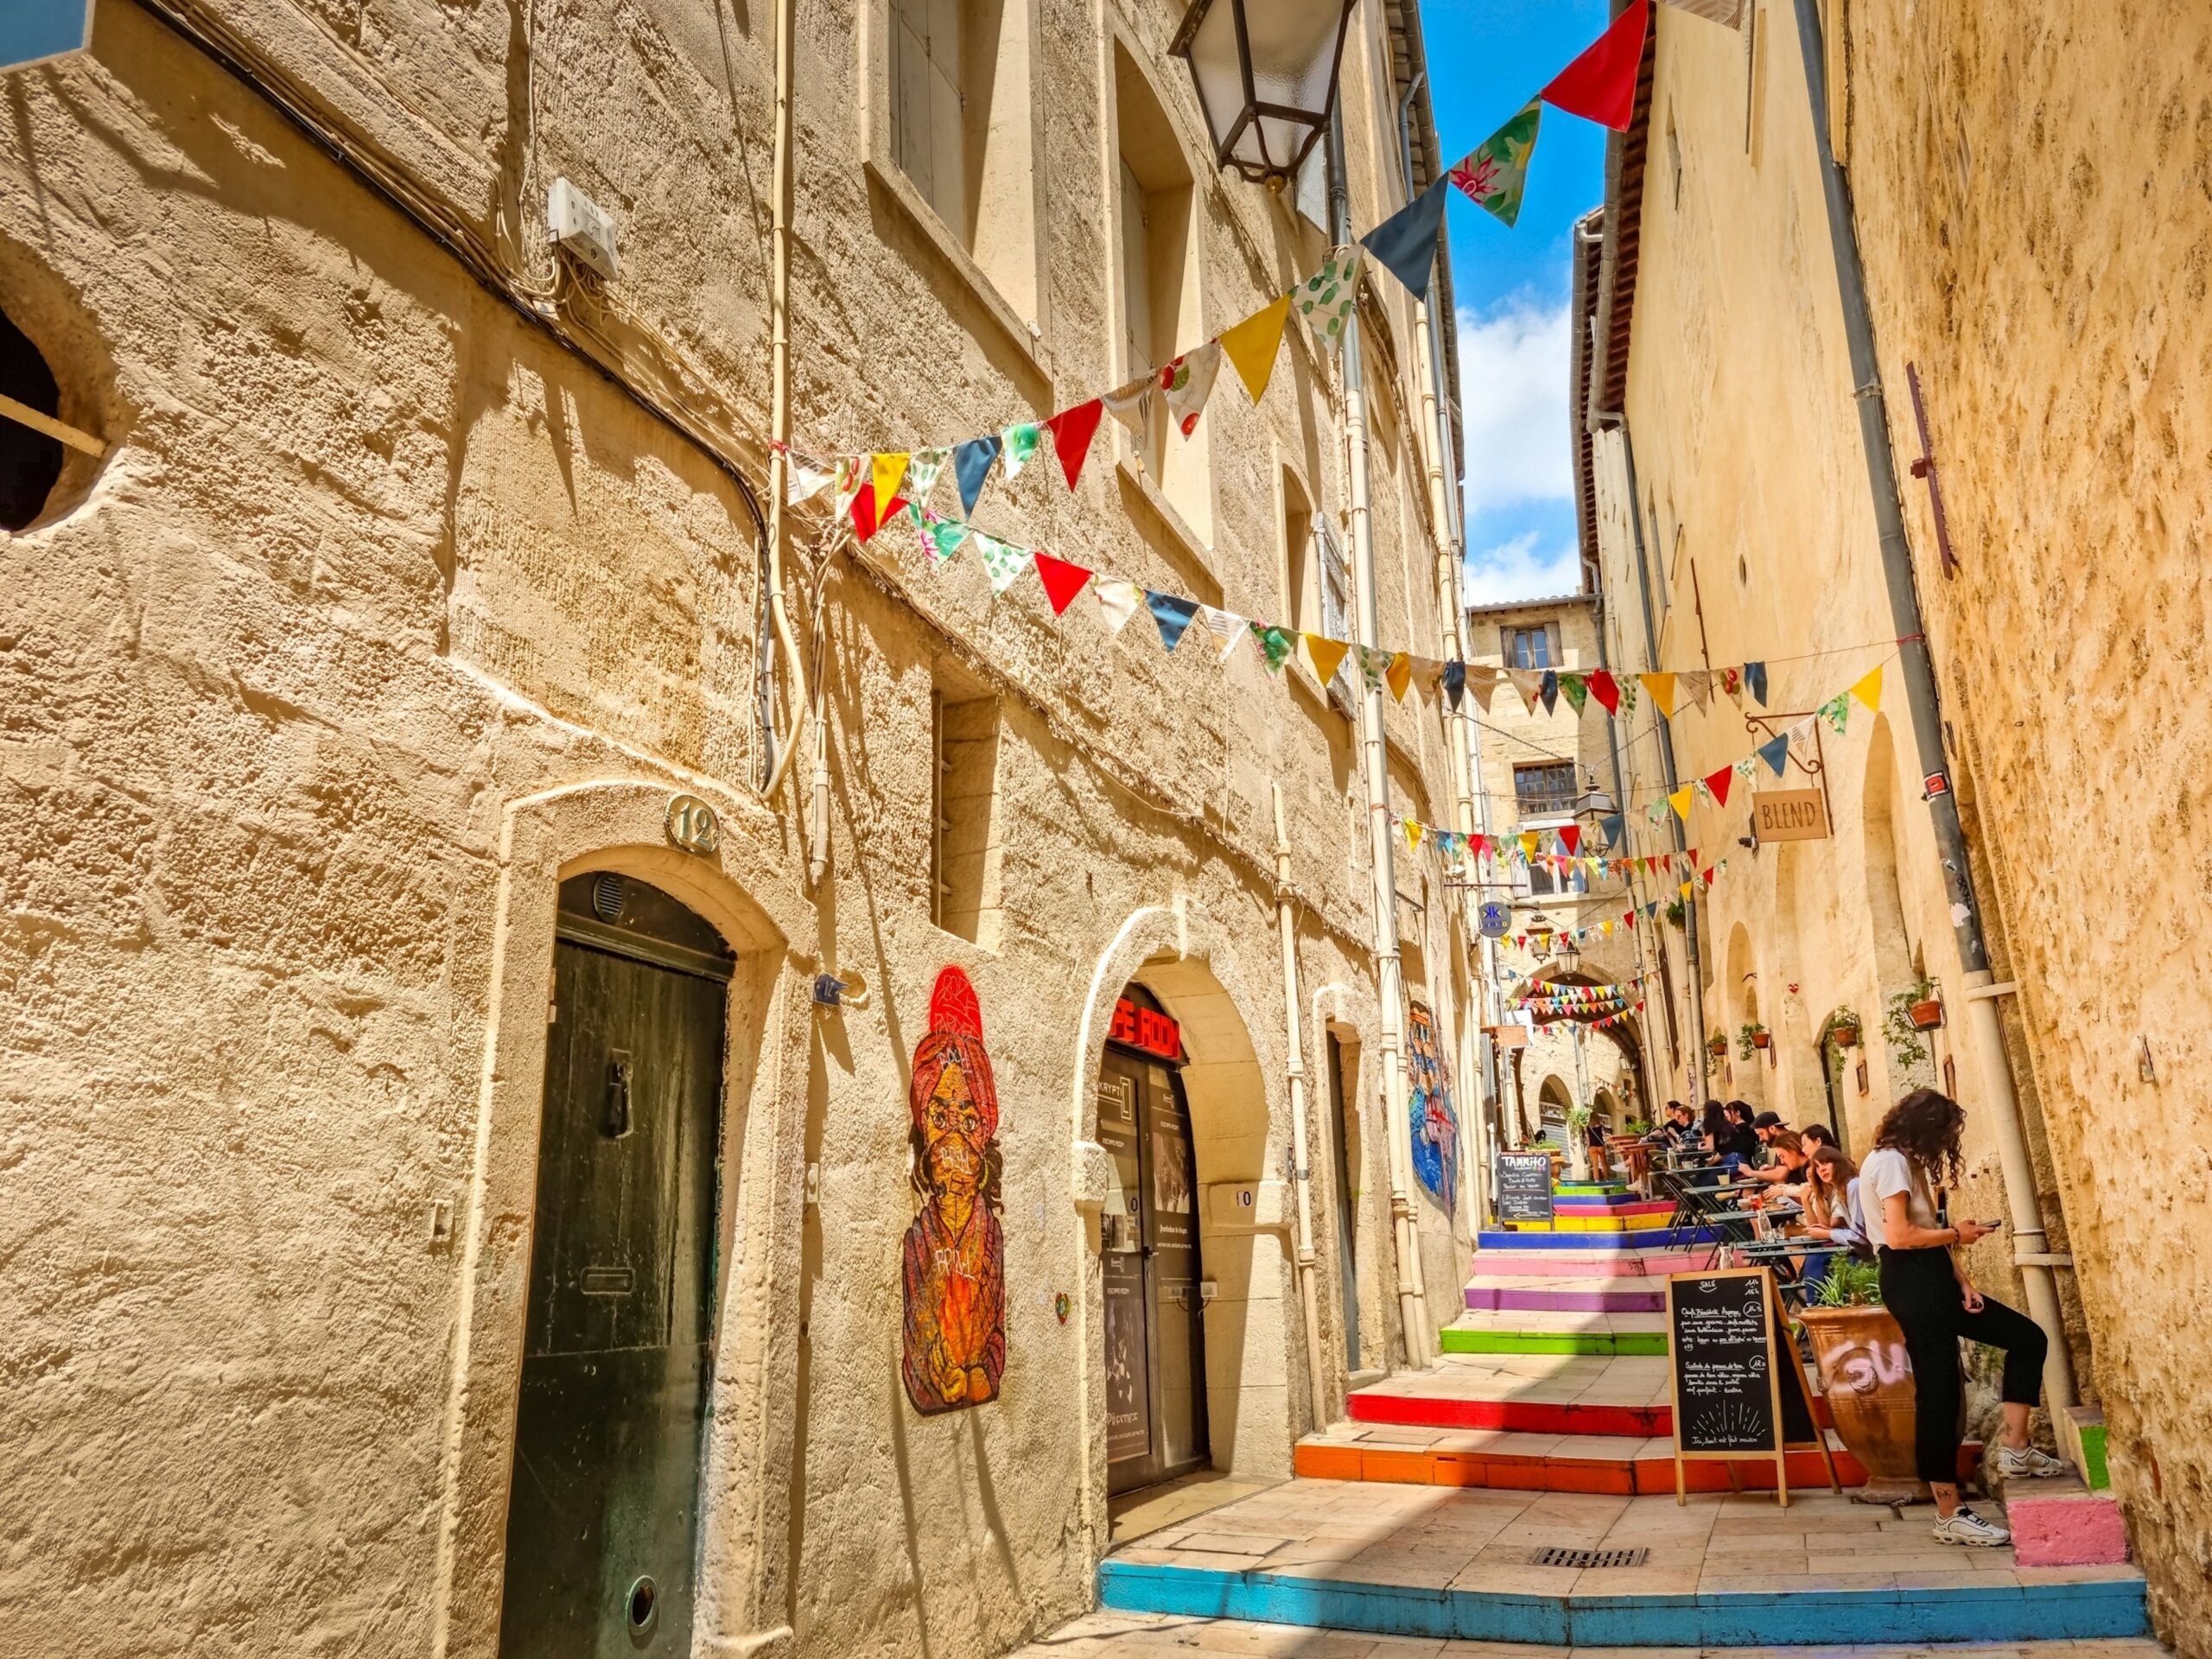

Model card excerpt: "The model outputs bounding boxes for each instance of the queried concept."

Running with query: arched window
[0,304,63,530]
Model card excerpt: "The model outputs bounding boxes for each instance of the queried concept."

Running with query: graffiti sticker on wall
[1407,1001,1459,1214]
[902,966,1007,1414]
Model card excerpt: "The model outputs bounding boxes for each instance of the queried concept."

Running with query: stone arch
[430,778,810,1659]
[1724,920,1767,1109]
[1067,904,1296,1542]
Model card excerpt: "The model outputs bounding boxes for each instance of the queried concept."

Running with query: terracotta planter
[1750,1030,1772,1050]
[1707,1038,1727,1057]
[1801,1303,1931,1503]
[1909,998,1945,1031]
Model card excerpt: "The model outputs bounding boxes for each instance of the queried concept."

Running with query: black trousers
[1878,1245,2047,1484]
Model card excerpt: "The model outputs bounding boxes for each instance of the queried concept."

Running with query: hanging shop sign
[1478,900,1513,938]
[1751,789,1830,842]
[1109,997,1184,1064]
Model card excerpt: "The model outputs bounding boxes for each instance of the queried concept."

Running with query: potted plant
[1706,1032,1728,1058]
[1798,1259,1929,1504]
[1884,980,1938,1073]
[1565,1104,1595,1181]
[1664,898,1688,930]
[1737,1021,1771,1059]
[1826,1007,1862,1048]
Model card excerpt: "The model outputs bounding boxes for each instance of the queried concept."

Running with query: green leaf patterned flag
[1447,102,1542,228]
[1819,692,1851,734]
[1560,671,1588,713]
[973,530,1031,594]
[904,448,948,512]
[1357,645,1390,690]
[1253,626,1295,672]
[922,511,969,568]
[1295,247,1362,356]
[999,423,1042,482]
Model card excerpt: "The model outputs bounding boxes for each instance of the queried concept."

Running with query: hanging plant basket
[1751,1030,1772,1050]
[1830,1022,1860,1048]
[1706,1034,1728,1057]
[1909,998,1945,1031]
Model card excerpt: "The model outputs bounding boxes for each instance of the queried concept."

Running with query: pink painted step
[1471,1248,1713,1278]
[2009,1477,2133,1567]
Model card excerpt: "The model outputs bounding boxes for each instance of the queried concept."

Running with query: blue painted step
[1097,1562,2150,1647]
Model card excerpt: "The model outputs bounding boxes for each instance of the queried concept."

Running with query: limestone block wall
[0,4,1478,1658]
[1834,0,2212,1642]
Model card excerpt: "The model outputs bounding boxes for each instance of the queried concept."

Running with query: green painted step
[1439,1326,1669,1357]
[1554,1181,1628,1195]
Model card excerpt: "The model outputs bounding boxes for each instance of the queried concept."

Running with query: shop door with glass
[1096,1045,1208,1495]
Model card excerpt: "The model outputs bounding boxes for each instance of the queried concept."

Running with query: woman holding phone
[1863,1088,2064,1546]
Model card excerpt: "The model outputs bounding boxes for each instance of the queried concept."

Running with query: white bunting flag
[1095,578,1141,636]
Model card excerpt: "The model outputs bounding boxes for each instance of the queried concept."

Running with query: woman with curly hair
[1864,1088,2063,1547]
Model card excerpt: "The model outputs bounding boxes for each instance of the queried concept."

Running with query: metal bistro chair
[1650,1160,1754,1266]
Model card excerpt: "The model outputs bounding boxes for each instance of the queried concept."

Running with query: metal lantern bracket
[1741,709,1835,829]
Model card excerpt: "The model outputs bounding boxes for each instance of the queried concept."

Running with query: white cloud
[1455,296,1573,518]
[1461,529,1582,608]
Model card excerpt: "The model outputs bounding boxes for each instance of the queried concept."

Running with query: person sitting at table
[1647,1099,1698,1149]
[1802,1122,1836,1156]
[1804,1146,1870,1259]
[1753,1110,1789,1149]
[1718,1102,1762,1174]
[1744,1128,1811,1191]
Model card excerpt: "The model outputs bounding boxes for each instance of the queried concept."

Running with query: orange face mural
[901,967,1006,1414]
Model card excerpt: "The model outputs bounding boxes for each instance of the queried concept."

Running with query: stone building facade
[1570,0,2210,1647]
[0,3,1486,1656]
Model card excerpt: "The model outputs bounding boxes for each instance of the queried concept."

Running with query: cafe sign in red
[1109,997,1184,1062]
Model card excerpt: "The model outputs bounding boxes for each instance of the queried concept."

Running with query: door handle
[603,1055,633,1139]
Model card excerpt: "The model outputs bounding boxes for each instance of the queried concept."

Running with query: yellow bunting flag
[1405,818,1425,852]
[1681,880,1694,901]
[873,451,910,508]
[1668,785,1694,823]
[1519,831,1540,858]
[1851,664,1885,713]
[1218,294,1291,403]
[1639,672,1678,717]
[1385,652,1414,702]
[1304,633,1351,686]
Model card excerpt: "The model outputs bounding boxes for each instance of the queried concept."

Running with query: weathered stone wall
[0,3,1475,1656]
[1837,0,2212,1640]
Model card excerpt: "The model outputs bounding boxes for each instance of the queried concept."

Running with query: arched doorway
[1096,983,1209,1496]
[499,871,734,1657]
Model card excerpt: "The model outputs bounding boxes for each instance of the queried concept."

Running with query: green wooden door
[499,875,729,1658]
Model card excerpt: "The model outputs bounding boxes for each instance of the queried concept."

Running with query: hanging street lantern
[1170,0,1359,186]
[1572,776,1618,821]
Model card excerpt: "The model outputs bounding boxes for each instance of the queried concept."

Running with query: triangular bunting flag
[1442,660,1467,710]
[1541,0,1650,131]
[1851,664,1885,713]
[1559,824,1581,855]
[1447,101,1543,227]
[872,452,911,510]
[1680,669,1713,710]
[1638,672,1678,717]
[1043,401,1104,492]
[1360,177,1452,304]
[1560,671,1588,714]
[1096,578,1141,636]
[1519,832,1540,859]
[1758,733,1790,777]
[1160,343,1222,437]
[1820,693,1851,734]
[1701,866,1717,887]
[904,448,948,512]
[1704,766,1733,808]
[974,531,1032,594]
[1033,551,1093,615]
[832,454,865,514]
[1719,664,1744,707]
[1586,668,1621,715]
[787,453,835,506]
[1468,665,1500,712]
[1253,626,1296,672]
[1198,605,1248,660]
[1148,591,1200,652]
[1507,669,1545,712]
[1385,652,1414,702]
[1294,248,1363,355]
[922,512,969,567]
[1599,812,1624,849]
[1405,818,1425,853]
[1000,422,1042,482]
[1745,660,1769,706]
[1660,0,1745,25]
[1355,646,1389,691]
[1668,785,1694,823]
[1219,295,1291,403]
[1102,375,1153,444]
[849,481,904,543]
[953,435,1001,517]
[1539,669,1560,713]
[1305,634,1351,686]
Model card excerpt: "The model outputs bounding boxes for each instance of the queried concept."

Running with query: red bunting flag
[850,482,906,543]
[1044,399,1104,492]
[1586,668,1620,715]
[1541,0,1650,131]
[1033,551,1094,615]
[1558,823,1580,855]
[1704,765,1734,808]
[1701,866,1717,887]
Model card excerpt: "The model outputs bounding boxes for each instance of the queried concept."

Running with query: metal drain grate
[1531,1547,1649,1570]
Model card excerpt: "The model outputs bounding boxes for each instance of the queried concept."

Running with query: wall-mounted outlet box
[548,177,620,280]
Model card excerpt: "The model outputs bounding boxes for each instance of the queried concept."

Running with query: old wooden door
[499,874,731,1658]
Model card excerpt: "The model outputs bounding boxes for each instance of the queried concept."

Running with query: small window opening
[931,665,1003,949]
[0,305,64,531]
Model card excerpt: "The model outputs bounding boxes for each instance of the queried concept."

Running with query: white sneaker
[1934,1506,2012,1548]
[1999,1444,2068,1479]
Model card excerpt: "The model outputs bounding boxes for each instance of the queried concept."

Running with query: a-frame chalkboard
[1663,1266,1839,1506]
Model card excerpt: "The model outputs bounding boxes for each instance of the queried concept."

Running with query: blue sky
[1427,0,1612,605]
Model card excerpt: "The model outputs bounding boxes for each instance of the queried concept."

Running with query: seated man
[1742,1128,1811,1192]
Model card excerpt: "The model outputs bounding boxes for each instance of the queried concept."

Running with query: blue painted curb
[1476,1229,1715,1250]
[1097,1562,2150,1646]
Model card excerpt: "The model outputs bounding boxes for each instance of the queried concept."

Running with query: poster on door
[901,967,1007,1415]
[1407,1001,1459,1216]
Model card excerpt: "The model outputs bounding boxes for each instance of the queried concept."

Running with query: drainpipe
[1274,785,1332,1431]
[1329,110,1430,1365]
[1396,63,1502,1231]
[760,0,810,824]
[1788,0,2072,1408]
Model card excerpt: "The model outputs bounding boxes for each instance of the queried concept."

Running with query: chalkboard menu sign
[1496,1152,1554,1224]
[1663,1267,1834,1505]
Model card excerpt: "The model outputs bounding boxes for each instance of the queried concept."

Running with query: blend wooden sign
[1752,789,1831,842]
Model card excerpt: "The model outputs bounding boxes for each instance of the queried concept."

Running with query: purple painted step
[1465,1282,1667,1313]
[1471,1248,1716,1278]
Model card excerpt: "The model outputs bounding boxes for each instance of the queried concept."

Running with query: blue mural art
[1407,1000,1459,1214]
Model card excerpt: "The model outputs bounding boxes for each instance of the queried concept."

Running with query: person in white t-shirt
[1863,1089,2066,1548]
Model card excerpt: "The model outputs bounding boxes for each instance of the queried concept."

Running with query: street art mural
[902,966,1007,1414]
[1407,1000,1459,1214]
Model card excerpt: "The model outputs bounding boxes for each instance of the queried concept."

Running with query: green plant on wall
[1737,1021,1770,1060]
[1664,899,1687,930]
[1884,976,1937,1074]
[1821,1007,1863,1047]
[1811,1256,1884,1308]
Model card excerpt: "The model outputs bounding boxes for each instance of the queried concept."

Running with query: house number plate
[665,793,720,855]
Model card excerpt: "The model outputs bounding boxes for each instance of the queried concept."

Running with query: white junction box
[547,177,620,280]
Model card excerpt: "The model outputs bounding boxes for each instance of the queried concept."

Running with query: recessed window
[0,304,64,531]
[1514,762,1578,818]
[931,667,1003,950]
[1502,622,1561,670]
